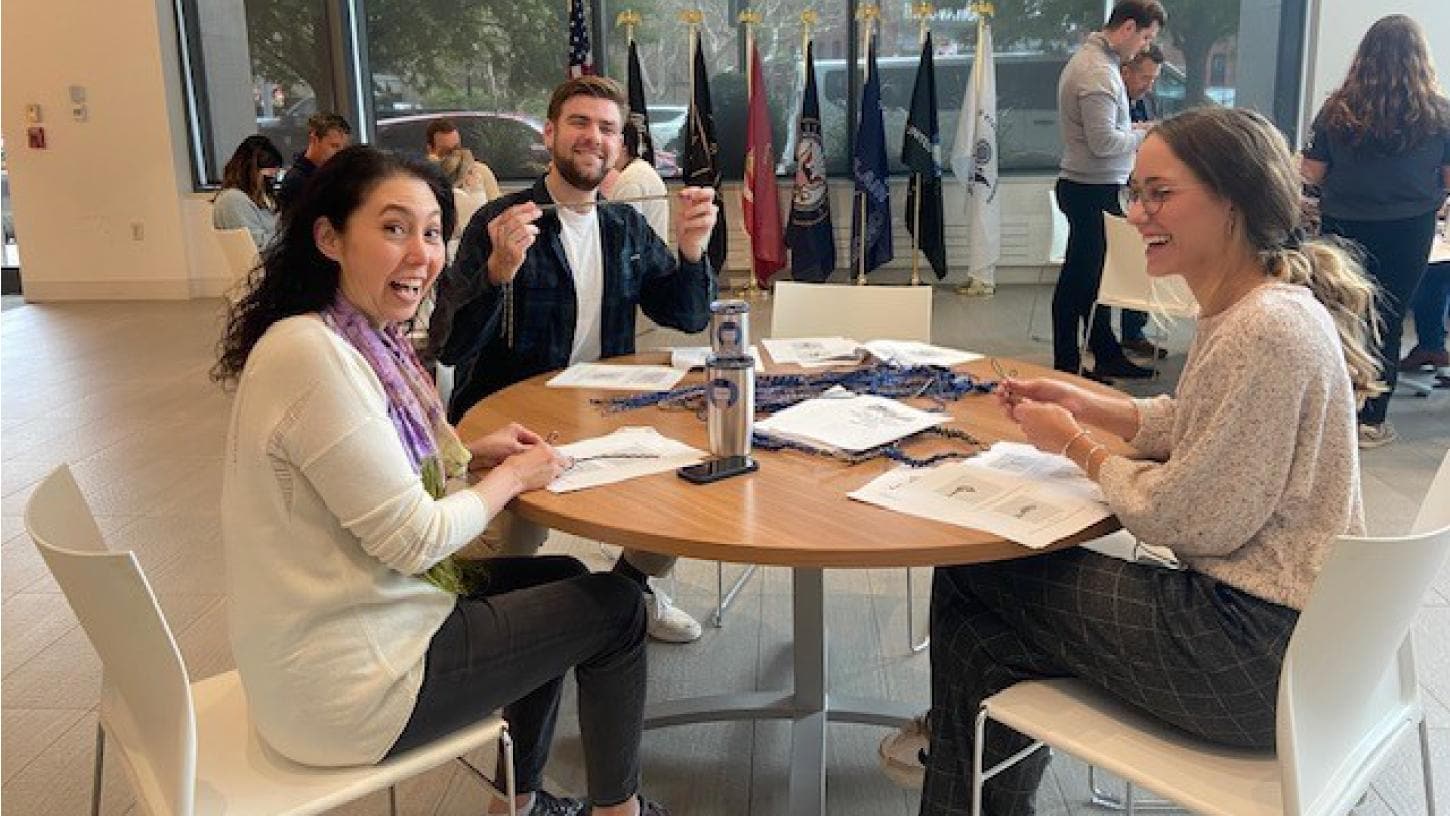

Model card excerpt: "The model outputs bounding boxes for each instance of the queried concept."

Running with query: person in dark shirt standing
[1118,44,1164,357]
[1303,14,1450,448]
[276,112,352,214]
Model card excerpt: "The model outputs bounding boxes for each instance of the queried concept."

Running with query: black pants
[1322,209,1439,425]
[386,556,648,808]
[919,549,1298,816]
[1053,179,1128,372]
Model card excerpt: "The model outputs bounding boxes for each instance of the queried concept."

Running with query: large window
[176,0,1307,185]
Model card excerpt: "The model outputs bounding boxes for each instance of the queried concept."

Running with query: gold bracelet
[1059,429,1090,457]
[1084,444,1110,476]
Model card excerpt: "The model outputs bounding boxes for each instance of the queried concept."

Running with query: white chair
[1083,215,1199,377]
[770,281,933,343]
[25,465,517,816]
[969,450,1450,816]
[213,227,260,303]
[767,281,936,651]
[1047,188,1069,266]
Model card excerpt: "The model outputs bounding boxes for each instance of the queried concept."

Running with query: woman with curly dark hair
[215,145,670,816]
[1303,13,1450,448]
[212,135,284,249]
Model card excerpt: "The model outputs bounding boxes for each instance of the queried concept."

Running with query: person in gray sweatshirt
[1051,0,1166,379]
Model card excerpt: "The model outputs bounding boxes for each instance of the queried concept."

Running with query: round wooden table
[458,353,1123,815]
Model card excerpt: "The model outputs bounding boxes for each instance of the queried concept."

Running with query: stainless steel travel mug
[709,299,750,359]
[705,354,754,457]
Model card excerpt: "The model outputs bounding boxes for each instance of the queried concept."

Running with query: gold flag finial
[616,9,641,42]
[855,3,880,23]
[968,1,995,17]
[800,8,819,29]
[738,9,762,26]
[679,8,703,26]
[912,2,934,20]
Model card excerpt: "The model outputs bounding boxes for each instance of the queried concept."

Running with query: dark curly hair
[212,145,456,385]
[1314,14,1450,155]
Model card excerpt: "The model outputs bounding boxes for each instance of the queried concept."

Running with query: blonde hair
[438,148,477,188]
[1153,107,1385,404]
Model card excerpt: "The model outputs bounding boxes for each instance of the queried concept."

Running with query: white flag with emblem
[950,16,1000,284]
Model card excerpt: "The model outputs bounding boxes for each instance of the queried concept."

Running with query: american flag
[567,0,593,78]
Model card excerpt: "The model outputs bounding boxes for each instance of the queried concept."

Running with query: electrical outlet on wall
[131,221,145,241]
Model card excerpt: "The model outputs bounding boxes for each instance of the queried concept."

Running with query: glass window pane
[183,0,337,183]
[364,0,564,179]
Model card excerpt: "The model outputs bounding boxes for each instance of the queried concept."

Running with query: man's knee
[621,548,676,578]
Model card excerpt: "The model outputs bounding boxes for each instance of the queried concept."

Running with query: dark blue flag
[851,37,893,277]
[903,33,947,279]
[684,38,727,273]
[625,39,655,166]
[786,40,836,283]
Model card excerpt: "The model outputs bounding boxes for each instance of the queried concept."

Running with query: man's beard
[554,146,609,192]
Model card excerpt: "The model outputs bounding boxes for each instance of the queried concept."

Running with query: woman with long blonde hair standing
[1303,13,1450,447]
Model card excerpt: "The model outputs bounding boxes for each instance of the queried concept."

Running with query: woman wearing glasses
[1302,14,1450,447]
[916,107,1380,816]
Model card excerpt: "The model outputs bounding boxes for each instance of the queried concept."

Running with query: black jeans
[386,556,648,808]
[1322,210,1439,425]
[1053,179,1128,372]
[919,550,1298,816]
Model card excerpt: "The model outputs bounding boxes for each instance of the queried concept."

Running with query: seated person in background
[429,75,717,644]
[441,147,503,204]
[275,112,352,214]
[213,135,283,250]
[601,124,670,243]
[426,117,463,161]
[916,107,1380,816]
[214,145,671,816]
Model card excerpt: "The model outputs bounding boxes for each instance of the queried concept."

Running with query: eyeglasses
[1119,183,1198,217]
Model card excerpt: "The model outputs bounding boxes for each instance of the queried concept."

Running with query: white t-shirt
[557,204,604,364]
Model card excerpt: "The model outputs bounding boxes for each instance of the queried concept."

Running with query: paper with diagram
[547,427,706,493]
[848,442,1111,548]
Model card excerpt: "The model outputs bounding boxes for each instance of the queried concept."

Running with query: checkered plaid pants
[919,548,1300,816]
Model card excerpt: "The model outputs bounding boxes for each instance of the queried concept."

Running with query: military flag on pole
[786,40,836,282]
[903,32,947,280]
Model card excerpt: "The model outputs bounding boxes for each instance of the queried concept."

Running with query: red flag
[742,42,786,285]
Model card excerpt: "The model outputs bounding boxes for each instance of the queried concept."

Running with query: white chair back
[454,187,489,235]
[1277,450,1450,814]
[26,466,198,816]
[1048,188,1069,265]
[213,227,260,292]
[770,281,933,342]
[1101,214,1198,318]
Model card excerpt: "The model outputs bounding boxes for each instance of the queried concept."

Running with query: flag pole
[738,9,765,300]
[854,4,878,286]
[908,2,934,287]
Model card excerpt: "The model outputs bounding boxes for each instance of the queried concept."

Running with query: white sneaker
[1358,422,1398,449]
[644,586,702,643]
[878,714,930,789]
[954,278,996,297]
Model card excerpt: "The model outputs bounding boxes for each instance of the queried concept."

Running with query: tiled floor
[1,288,1446,814]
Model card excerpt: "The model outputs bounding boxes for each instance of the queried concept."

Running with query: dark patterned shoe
[530,790,587,816]
[587,796,670,815]
[1121,337,1169,359]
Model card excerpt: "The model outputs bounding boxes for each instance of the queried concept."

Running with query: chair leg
[905,568,929,653]
[91,723,106,816]
[1087,765,1178,811]
[712,562,758,628]
[1421,716,1439,816]
[1079,302,1102,376]
[502,727,518,816]
[971,706,988,816]
[388,785,398,816]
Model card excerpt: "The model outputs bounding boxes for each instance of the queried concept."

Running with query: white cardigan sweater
[221,316,492,765]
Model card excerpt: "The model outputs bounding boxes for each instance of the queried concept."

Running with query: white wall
[2,0,202,299]
[1303,0,1450,142]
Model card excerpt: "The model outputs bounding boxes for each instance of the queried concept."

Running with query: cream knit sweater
[222,317,492,765]
[1098,283,1365,610]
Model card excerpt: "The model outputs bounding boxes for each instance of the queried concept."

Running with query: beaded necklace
[593,363,1000,467]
